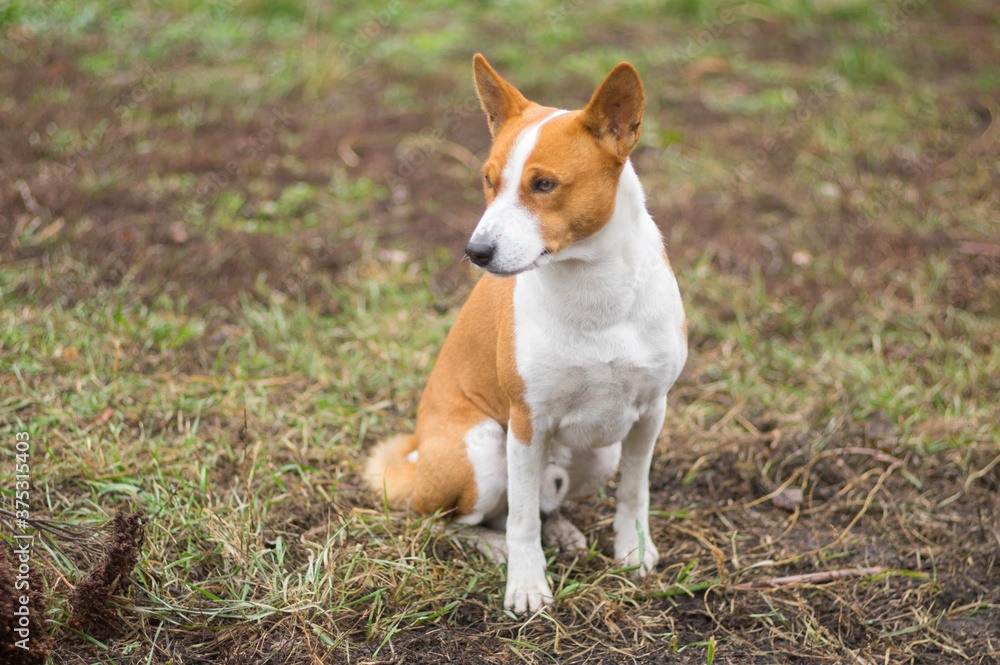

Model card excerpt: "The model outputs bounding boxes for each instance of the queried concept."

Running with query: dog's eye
[484,175,493,189]
[533,178,556,193]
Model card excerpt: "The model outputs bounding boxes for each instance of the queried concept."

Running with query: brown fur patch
[410,275,532,515]
[480,104,559,204]
[364,434,418,508]
[522,112,625,254]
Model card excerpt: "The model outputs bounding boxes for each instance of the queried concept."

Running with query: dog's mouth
[485,250,551,277]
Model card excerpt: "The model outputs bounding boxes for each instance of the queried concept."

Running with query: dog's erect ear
[473,54,530,138]
[581,62,645,161]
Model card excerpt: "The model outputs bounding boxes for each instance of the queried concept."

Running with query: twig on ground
[730,566,888,590]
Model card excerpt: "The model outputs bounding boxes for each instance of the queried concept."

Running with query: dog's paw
[504,544,553,614]
[615,538,659,577]
[542,512,587,554]
[504,578,553,615]
[472,527,509,564]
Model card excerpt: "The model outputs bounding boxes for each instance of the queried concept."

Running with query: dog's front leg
[614,394,666,576]
[503,422,551,614]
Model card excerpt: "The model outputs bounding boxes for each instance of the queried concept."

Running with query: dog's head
[465,54,645,277]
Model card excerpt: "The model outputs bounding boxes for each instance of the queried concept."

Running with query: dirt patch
[1,42,360,312]
[638,423,1000,664]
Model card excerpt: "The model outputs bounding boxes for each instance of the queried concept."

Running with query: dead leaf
[89,407,115,426]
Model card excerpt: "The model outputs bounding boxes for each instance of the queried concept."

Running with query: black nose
[465,242,495,267]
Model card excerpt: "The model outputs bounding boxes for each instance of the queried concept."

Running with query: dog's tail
[363,434,418,509]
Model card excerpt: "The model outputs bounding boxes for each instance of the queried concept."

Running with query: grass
[2,0,999,662]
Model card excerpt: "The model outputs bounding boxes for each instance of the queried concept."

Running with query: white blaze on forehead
[471,110,569,274]
[498,109,569,203]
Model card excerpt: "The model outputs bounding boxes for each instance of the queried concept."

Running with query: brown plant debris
[67,508,146,632]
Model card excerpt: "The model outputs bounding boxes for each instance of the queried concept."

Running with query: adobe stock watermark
[845,104,999,248]
[950,246,1000,294]
[383,95,486,202]
[36,64,167,180]
[182,107,294,220]
[724,71,846,192]
[132,0,252,19]
[877,0,929,35]
[340,1,403,72]
[898,125,963,180]
[10,431,34,651]
[0,5,62,61]
[961,249,1000,297]
[660,147,698,178]
[547,0,586,28]
[207,0,248,17]
[670,1,750,71]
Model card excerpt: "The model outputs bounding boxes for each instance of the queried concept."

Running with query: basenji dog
[365,54,687,614]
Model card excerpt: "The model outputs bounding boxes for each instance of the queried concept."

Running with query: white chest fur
[512,162,687,449]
